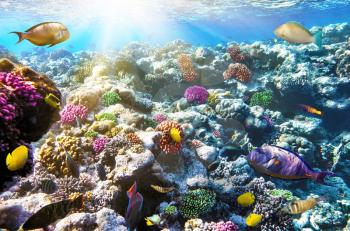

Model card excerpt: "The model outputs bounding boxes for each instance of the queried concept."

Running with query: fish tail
[314,171,336,185]
[10,32,26,44]
[314,31,322,48]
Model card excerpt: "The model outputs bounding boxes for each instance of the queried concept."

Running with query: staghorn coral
[93,136,110,153]
[60,104,88,125]
[178,53,197,82]
[249,90,273,108]
[223,63,252,83]
[227,45,245,63]
[179,189,216,219]
[156,120,184,154]
[102,91,121,106]
[184,85,209,104]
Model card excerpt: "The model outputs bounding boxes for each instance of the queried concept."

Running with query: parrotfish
[282,197,320,214]
[11,22,70,47]
[247,145,335,185]
[274,21,322,48]
[126,181,143,231]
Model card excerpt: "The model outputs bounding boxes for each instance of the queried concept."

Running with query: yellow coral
[207,92,219,106]
[170,127,182,143]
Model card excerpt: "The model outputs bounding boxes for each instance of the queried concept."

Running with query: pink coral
[93,136,109,153]
[223,63,252,83]
[60,104,88,125]
[153,113,167,123]
[184,85,209,104]
[214,221,239,231]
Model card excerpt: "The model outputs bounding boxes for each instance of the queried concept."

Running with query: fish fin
[314,171,336,185]
[48,43,58,48]
[313,31,322,48]
[10,32,26,44]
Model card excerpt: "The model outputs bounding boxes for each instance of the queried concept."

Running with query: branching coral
[179,189,216,219]
[125,133,144,146]
[178,53,197,82]
[153,113,167,123]
[227,45,245,63]
[93,136,109,153]
[249,90,273,108]
[84,130,99,138]
[156,120,184,154]
[184,85,209,104]
[60,104,88,125]
[102,91,121,106]
[223,63,252,83]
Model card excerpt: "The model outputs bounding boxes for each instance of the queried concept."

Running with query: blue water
[0,1,349,53]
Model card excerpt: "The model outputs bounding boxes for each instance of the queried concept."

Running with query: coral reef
[156,120,184,154]
[223,63,252,82]
[184,85,209,104]
[179,189,216,219]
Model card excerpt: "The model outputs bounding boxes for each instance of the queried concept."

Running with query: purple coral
[184,85,209,104]
[153,113,167,123]
[214,221,239,231]
[93,136,109,153]
[60,104,88,125]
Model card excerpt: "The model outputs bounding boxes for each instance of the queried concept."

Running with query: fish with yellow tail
[10,22,70,47]
[237,192,255,207]
[298,104,322,116]
[150,184,175,193]
[44,93,61,110]
[6,145,29,171]
[274,22,322,48]
[282,197,323,214]
[145,214,161,226]
[246,213,262,227]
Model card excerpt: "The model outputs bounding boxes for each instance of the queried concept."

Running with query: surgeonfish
[282,197,320,214]
[6,145,29,171]
[39,179,57,194]
[247,145,335,185]
[246,213,262,227]
[237,192,255,207]
[274,22,322,48]
[145,214,161,226]
[44,93,61,110]
[20,193,83,230]
[65,151,80,178]
[11,22,70,47]
[170,127,182,143]
[150,185,175,193]
[299,104,322,116]
[126,181,143,231]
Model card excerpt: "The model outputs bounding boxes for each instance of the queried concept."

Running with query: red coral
[223,63,252,83]
[227,45,245,63]
[178,54,197,82]
[156,120,184,154]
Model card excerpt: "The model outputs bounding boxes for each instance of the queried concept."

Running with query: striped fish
[65,151,80,178]
[150,185,175,193]
[282,197,319,214]
[21,194,83,230]
[39,179,57,194]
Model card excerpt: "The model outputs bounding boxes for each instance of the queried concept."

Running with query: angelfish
[247,145,335,185]
[126,181,143,231]
[274,22,322,48]
[11,22,70,47]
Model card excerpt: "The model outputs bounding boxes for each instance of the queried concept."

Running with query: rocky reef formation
[1,22,350,230]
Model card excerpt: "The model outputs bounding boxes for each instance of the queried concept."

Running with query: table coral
[223,63,252,83]
[156,120,184,154]
[184,85,209,104]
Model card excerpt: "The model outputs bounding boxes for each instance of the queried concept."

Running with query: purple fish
[247,145,335,185]
[126,181,143,231]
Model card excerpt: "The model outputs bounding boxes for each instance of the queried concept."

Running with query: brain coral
[223,63,252,83]
[156,120,184,154]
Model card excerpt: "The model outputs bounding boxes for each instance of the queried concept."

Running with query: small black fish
[65,152,80,178]
[219,146,243,160]
[21,194,83,230]
[39,179,57,194]
[96,163,106,181]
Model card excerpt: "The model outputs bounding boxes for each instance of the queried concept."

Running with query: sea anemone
[223,63,252,83]
[102,91,121,106]
[184,85,209,104]
[179,189,216,218]
[156,120,184,154]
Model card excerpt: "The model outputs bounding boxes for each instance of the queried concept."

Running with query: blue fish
[125,181,143,231]
[247,145,335,185]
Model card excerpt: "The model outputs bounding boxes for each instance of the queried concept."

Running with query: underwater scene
[1,0,350,230]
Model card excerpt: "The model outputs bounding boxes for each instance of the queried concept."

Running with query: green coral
[96,113,117,121]
[102,91,121,106]
[84,130,99,138]
[268,189,298,201]
[179,189,216,218]
[164,205,178,215]
[249,90,273,108]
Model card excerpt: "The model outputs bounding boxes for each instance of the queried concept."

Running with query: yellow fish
[170,127,182,143]
[246,213,262,227]
[150,185,175,193]
[44,93,61,110]
[11,22,70,47]
[145,214,161,226]
[6,145,29,171]
[237,192,255,207]
[282,197,319,214]
[274,22,322,48]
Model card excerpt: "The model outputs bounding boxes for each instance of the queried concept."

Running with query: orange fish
[299,104,322,116]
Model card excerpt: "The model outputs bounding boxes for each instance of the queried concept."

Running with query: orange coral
[156,120,184,154]
[125,133,143,146]
[178,54,197,82]
[223,63,252,83]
